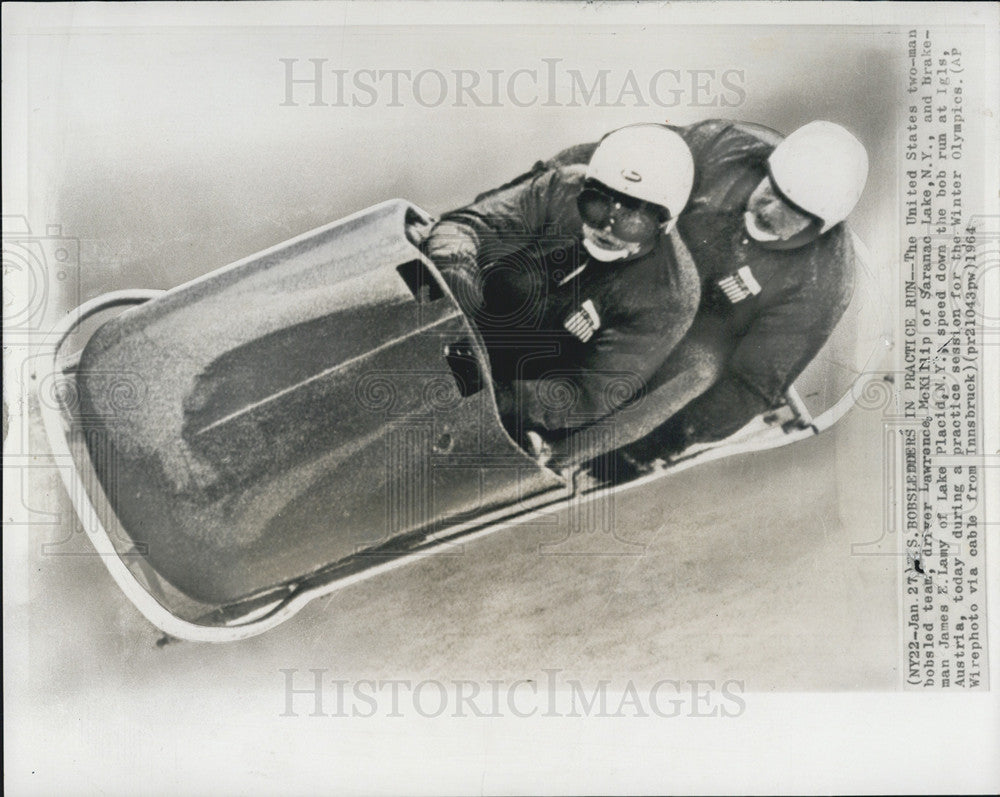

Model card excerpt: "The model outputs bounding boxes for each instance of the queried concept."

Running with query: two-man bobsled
[39,199,888,642]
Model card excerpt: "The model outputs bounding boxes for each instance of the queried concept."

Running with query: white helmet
[768,121,869,234]
[586,124,695,224]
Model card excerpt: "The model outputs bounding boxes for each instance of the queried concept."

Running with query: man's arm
[423,168,573,315]
[545,141,598,169]
[659,264,854,449]
[511,322,672,433]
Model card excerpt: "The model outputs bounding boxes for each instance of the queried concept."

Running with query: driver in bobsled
[423,124,700,446]
[547,119,870,472]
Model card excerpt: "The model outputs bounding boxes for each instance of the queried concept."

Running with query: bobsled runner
[39,199,889,642]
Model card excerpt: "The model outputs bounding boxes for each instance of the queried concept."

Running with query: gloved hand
[404,216,435,247]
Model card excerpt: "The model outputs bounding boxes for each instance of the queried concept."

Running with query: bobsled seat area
[76,201,563,606]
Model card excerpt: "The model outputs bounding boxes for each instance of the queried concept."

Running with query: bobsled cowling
[46,201,567,632]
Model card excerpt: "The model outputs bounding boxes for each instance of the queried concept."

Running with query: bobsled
[39,199,889,642]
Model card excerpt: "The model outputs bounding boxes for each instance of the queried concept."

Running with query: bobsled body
[72,200,562,605]
[42,198,887,640]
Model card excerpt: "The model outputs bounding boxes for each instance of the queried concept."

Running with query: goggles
[576,182,669,243]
